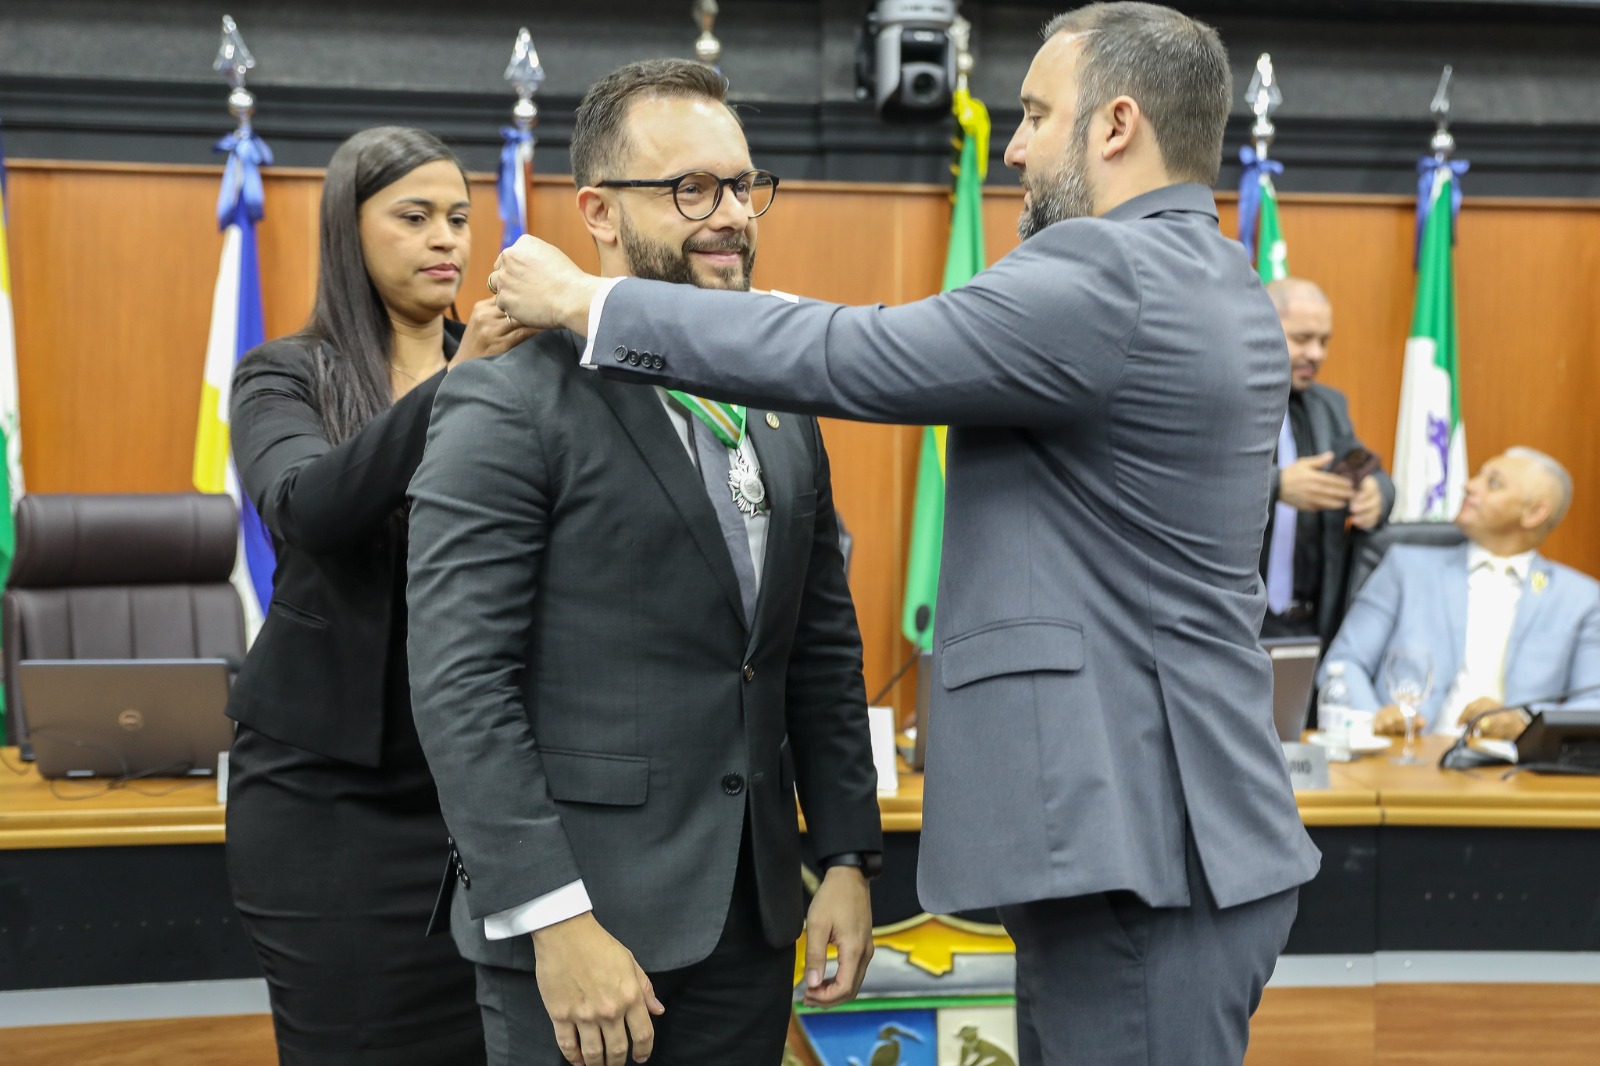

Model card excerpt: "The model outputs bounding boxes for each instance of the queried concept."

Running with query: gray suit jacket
[1321,544,1600,728]
[406,332,881,972]
[1262,382,1396,643]
[586,183,1321,913]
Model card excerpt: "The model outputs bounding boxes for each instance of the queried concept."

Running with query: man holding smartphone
[1261,277,1395,643]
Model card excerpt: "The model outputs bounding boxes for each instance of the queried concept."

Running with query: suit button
[613,345,628,362]
[743,664,755,681]
[457,867,470,889]
[652,356,666,369]
[627,350,641,366]
[722,773,745,795]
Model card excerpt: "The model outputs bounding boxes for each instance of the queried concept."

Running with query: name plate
[1281,742,1330,790]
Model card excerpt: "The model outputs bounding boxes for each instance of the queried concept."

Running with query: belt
[1270,600,1317,623]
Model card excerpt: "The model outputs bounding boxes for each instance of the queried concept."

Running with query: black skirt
[226,720,484,1064]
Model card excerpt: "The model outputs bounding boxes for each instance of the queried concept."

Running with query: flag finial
[505,27,544,132]
[693,1,722,69]
[951,14,974,94]
[213,16,256,132]
[1429,65,1455,161]
[1246,53,1282,157]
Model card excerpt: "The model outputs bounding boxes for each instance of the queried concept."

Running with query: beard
[618,211,755,291]
[1017,115,1097,241]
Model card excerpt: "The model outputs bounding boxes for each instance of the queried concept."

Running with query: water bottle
[1318,662,1356,759]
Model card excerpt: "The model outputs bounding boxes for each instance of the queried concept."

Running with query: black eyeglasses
[596,169,779,221]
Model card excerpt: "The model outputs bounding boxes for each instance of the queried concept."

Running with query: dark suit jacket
[405,331,881,973]
[226,327,459,765]
[1264,382,1396,644]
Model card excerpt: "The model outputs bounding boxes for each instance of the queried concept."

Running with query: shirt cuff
[578,277,628,369]
[481,879,593,940]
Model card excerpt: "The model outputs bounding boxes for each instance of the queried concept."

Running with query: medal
[727,448,768,516]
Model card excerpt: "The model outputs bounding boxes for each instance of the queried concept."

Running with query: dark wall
[3,0,1600,195]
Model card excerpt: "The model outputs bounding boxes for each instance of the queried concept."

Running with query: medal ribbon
[668,392,745,448]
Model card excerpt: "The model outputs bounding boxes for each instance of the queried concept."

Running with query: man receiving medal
[407,58,881,1066]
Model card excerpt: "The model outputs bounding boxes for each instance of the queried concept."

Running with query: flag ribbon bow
[214,130,273,229]
[1414,157,1469,267]
[1236,145,1283,261]
[499,126,535,248]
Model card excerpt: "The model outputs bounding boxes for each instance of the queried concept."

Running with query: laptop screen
[1263,638,1322,742]
[17,659,234,780]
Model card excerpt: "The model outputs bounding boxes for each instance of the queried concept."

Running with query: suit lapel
[592,378,747,626]
[1504,554,1551,673]
[743,408,799,652]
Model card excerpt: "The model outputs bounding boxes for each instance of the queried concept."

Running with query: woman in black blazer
[224,126,531,1064]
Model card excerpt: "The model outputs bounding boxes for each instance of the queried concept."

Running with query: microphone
[869,606,931,707]
[1438,680,1600,771]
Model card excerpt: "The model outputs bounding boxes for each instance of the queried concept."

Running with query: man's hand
[490,237,602,335]
[1349,474,1387,530]
[1279,452,1356,512]
[1375,704,1411,736]
[453,298,539,364]
[802,866,874,1009]
[1474,709,1527,741]
[531,913,665,1066]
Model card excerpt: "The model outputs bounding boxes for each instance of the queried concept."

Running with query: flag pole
[1239,54,1287,281]
[195,15,274,635]
[1392,65,1469,522]
[693,1,722,71]
[499,29,543,250]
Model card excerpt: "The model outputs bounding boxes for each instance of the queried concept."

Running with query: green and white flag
[901,85,988,652]
[1392,165,1467,521]
[1254,172,1288,283]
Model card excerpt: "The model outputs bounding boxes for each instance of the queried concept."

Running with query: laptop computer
[1263,637,1322,742]
[17,659,234,779]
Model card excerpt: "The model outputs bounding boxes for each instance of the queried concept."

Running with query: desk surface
[5,737,1598,849]
[0,748,223,850]
[1332,734,1600,828]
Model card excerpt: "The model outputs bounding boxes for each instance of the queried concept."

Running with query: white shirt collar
[1467,545,1535,583]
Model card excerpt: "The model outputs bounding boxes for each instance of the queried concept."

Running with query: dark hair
[1043,3,1231,185]
[570,59,739,188]
[296,126,470,444]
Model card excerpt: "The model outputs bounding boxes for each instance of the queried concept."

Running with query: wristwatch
[819,851,883,880]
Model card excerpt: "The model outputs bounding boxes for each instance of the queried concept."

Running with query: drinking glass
[1384,650,1434,765]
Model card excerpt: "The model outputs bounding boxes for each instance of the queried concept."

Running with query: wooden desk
[0,748,223,850]
[1331,735,1600,828]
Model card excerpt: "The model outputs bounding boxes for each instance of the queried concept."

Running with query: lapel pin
[1532,571,1549,594]
[765,412,780,429]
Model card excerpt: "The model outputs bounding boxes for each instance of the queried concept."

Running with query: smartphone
[1326,446,1379,487]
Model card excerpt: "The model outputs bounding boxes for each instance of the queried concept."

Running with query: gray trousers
[997,838,1299,1066]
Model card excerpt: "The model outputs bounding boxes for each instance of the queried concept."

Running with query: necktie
[1266,414,1297,615]
[689,414,760,627]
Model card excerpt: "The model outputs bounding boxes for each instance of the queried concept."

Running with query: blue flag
[194,129,275,633]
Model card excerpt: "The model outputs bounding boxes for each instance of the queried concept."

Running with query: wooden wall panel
[7,160,1600,721]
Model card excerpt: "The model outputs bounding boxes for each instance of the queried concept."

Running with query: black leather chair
[2,493,246,753]
[1345,520,1468,608]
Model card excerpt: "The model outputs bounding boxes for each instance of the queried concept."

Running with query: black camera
[855,0,959,124]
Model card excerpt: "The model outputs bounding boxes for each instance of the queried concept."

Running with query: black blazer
[1264,381,1396,644]
[226,325,460,766]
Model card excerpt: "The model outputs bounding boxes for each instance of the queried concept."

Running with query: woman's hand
[453,297,540,365]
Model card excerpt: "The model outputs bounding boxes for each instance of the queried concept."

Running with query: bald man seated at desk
[1321,447,1600,741]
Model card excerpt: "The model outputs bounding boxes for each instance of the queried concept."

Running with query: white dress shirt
[481,379,770,940]
[1433,547,1533,734]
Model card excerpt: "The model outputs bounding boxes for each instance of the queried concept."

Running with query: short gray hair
[1042,3,1232,185]
[1507,446,1574,530]
[1265,277,1329,318]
